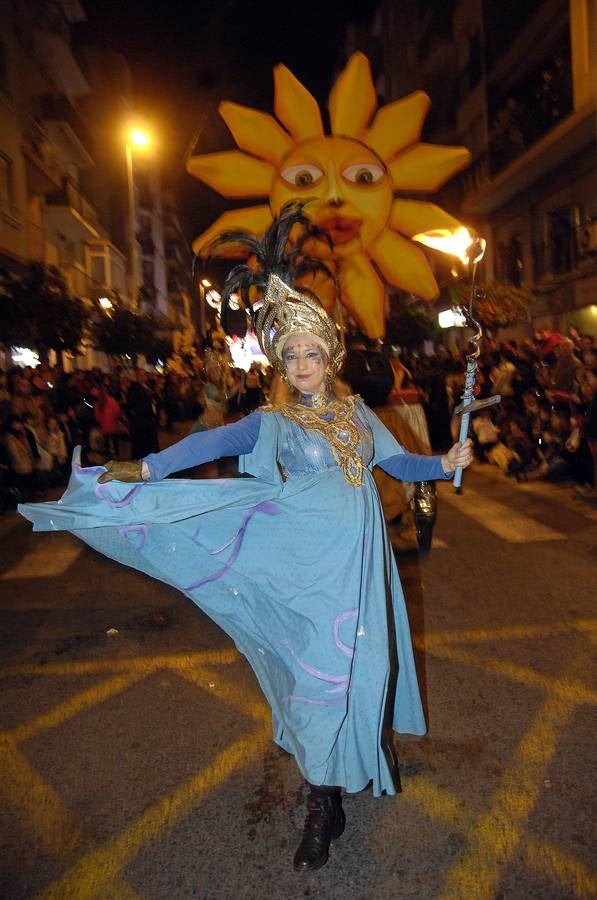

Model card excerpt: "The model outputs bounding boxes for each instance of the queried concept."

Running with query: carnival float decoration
[187,51,472,339]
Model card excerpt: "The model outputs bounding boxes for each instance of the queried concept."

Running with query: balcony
[36,93,93,169]
[45,177,99,241]
[462,99,595,215]
[21,119,62,195]
[534,221,597,282]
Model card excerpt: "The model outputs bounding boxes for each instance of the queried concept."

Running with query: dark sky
[74,0,375,240]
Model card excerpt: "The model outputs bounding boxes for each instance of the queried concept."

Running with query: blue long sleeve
[377,452,452,482]
[144,412,262,481]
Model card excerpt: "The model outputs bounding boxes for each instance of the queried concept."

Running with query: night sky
[74,0,374,240]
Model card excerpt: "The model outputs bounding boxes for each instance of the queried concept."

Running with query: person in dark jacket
[125,369,159,459]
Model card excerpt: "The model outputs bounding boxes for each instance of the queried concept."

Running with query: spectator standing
[125,370,159,459]
[94,386,124,458]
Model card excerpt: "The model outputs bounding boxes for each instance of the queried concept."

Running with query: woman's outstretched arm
[142,412,262,481]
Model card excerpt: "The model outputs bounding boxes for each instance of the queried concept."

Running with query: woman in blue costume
[19,207,472,872]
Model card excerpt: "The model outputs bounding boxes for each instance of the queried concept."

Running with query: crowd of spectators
[1,327,595,508]
[0,346,270,506]
[393,330,596,498]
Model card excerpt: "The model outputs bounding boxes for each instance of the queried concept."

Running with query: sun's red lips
[318,215,362,245]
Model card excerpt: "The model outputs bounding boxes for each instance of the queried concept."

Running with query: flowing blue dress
[19,398,450,796]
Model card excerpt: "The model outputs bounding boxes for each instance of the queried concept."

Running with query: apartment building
[454,0,596,335]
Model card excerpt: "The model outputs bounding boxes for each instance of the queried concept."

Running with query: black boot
[293,785,345,871]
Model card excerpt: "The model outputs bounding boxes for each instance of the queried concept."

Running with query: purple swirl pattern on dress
[281,606,359,707]
[94,482,143,508]
[118,524,149,551]
[333,608,358,658]
[185,500,280,591]
[281,639,349,687]
[74,465,108,477]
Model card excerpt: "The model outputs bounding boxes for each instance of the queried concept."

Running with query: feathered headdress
[207,202,345,379]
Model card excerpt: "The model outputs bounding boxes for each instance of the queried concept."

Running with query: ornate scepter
[412,227,500,492]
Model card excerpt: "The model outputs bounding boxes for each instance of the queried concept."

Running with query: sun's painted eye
[342,164,385,185]
[280,164,324,188]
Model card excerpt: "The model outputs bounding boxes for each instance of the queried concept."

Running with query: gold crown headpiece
[209,202,345,380]
[255,274,345,379]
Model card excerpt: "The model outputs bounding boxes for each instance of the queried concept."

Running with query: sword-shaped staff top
[412,229,500,492]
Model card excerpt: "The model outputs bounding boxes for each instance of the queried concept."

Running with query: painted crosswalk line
[438,483,566,543]
[1,536,82,580]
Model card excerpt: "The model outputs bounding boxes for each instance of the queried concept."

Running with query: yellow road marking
[404,778,597,898]
[0,648,239,679]
[439,484,566,542]
[0,736,86,859]
[421,643,597,705]
[36,724,270,900]
[438,649,593,900]
[417,618,597,648]
[0,737,146,899]
[1,538,81,580]
[7,672,147,744]
[179,665,270,724]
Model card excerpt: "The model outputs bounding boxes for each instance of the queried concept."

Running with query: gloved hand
[98,460,144,484]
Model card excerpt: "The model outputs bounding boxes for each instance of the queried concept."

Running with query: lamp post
[199,277,211,340]
[125,127,151,312]
[412,227,500,492]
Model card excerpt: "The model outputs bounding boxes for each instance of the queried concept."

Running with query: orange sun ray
[329,51,377,139]
[186,151,274,199]
[338,253,386,339]
[219,102,292,164]
[192,205,272,256]
[389,144,472,192]
[273,64,324,140]
[369,230,439,300]
[366,92,431,163]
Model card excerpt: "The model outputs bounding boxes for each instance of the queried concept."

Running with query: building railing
[46,177,99,231]
[36,93,94,160]
[534,222,597,280]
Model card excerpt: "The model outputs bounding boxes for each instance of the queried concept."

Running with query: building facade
[0,1,193,368]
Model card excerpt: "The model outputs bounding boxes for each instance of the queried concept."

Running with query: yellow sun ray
[329,51,377,139]
[389,199,463,238]
[295,267,336,314]
[389,143,472,192]
[366,91,431,163]
[186,151,274,199]
[192,205,272,256]
[274,64,324,140]
[218,102,292,164]
[369,230,439,300]
[338,253,386,338]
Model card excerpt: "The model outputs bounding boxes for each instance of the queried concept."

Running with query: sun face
[187,52,471,338]
[270,136,393,259]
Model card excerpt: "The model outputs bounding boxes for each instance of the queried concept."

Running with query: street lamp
[412,226,499,492]
[98,296,113,312]
[125,126,152,312]
[198,277,211,339]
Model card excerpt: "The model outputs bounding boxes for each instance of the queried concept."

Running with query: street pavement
[0,452,595,900]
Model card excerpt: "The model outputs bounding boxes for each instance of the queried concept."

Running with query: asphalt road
[0,461,595,900]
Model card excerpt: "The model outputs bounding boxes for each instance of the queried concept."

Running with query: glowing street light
[98,296,113,311]
[125,125,153,311]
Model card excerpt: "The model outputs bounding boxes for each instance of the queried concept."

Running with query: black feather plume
[208,202,333,333]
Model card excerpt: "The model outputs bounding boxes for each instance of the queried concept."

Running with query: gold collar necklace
[269,394,365,486]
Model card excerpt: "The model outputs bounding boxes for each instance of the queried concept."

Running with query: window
[0,153,14,211]
[0,41,10,97]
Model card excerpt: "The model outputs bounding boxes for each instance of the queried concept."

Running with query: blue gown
[19,399,450,796]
